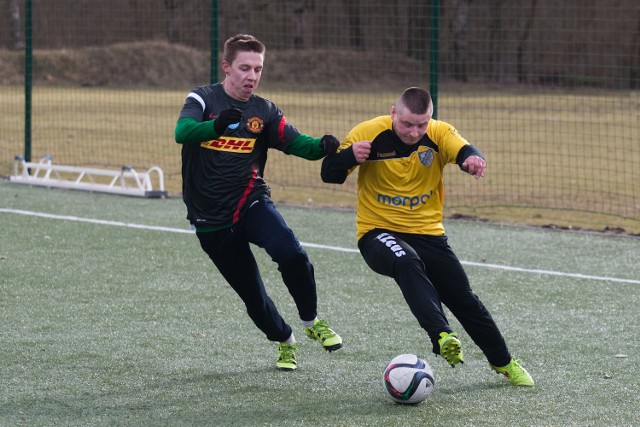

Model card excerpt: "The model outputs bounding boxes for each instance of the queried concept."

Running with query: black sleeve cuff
[321,148,358,184]
[456,144,484,170]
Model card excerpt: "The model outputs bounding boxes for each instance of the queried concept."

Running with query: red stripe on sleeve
[278,116,287,143]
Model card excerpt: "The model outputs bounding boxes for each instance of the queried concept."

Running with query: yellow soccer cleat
[304,319,343,352]
[276,342,298,371]
[491,358,535,386]
[438,332,464,367]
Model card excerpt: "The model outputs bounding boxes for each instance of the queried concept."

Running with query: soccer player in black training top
[175,34,342,371]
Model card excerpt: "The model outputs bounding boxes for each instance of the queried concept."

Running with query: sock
[282,334,296,345]
[301,318,317,328]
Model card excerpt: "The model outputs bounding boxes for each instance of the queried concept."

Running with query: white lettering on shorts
[374,232,406,257]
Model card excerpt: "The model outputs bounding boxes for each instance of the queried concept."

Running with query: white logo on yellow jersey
[418,148,434,166]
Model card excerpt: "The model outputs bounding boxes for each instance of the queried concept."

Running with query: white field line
[2,208,639,285]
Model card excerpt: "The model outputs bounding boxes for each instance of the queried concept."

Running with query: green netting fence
[1,0,639,233]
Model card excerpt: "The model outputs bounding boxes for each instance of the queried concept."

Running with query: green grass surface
[1,182,639,426]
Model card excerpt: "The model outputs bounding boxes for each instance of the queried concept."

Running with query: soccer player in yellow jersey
[321,87,534,386]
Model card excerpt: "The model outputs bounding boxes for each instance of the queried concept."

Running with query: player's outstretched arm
[286,134,339,160]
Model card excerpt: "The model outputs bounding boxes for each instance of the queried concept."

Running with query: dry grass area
[1,42,638,235]
[0,41,426,90]
[0,42,209,87]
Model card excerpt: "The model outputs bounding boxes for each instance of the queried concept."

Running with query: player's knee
[393,250,423,271]
[275,250,312,274]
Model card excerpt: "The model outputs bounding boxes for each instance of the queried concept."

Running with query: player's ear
[222,60,231,75]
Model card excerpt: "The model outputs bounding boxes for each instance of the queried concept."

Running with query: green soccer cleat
[491,358,534,386]
[438,331,464,367]
[304,319,343,352]
[276,342,298,371]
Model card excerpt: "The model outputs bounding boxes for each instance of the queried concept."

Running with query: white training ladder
[9,156,168,198]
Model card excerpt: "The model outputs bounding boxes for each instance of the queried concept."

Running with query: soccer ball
[382,354,435,404]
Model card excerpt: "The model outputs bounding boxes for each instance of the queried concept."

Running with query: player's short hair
[223,34,266,64]
[398,87,432,115]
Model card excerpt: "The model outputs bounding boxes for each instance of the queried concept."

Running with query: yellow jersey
[336,115,471,240]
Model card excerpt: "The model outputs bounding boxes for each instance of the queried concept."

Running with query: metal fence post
[210,0,219,84]
[429,0,440,119]
[24,0,32,162]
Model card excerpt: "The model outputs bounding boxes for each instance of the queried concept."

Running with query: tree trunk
[292,0,314,49]
[10,0,24,50]
[451,0,470,82]
[487,0,504,81]
[630,10,640,89]
[407,1,428,60]
[517,0,537,83]
[164,0,178,43]
[345,0,364,50]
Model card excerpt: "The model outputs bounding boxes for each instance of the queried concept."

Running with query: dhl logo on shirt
[201,137,256,153]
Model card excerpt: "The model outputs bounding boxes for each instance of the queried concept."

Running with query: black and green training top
[175,83,325,230]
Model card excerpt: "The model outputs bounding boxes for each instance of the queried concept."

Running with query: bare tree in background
[10,0,24,50]
[631,9,640,89]
[291,0,314,49]
[451,0,470,82]
[407,1,428,60]
[218,0,250,50]
[345,0,364,50]
[164,0,178,42]
[386,1,401,51]
[487,0,505,81]
[517,0,537,83]
[234,0,250,35]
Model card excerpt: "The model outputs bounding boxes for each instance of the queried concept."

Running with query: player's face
[391,104,432,145]
[222,51,264,101]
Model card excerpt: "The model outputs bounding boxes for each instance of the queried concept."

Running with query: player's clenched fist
[461,155,487,179]
[352,141,371,163]
[320,135,340,156]
[214,107,243,134]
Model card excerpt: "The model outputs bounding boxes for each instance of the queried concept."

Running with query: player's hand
[320,135,340,156]
[214,107,243,134]
[462,155,486,179]
[352,141,371,163]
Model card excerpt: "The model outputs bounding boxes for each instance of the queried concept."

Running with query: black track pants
[197,197,318,342]
[358,229,511,366]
